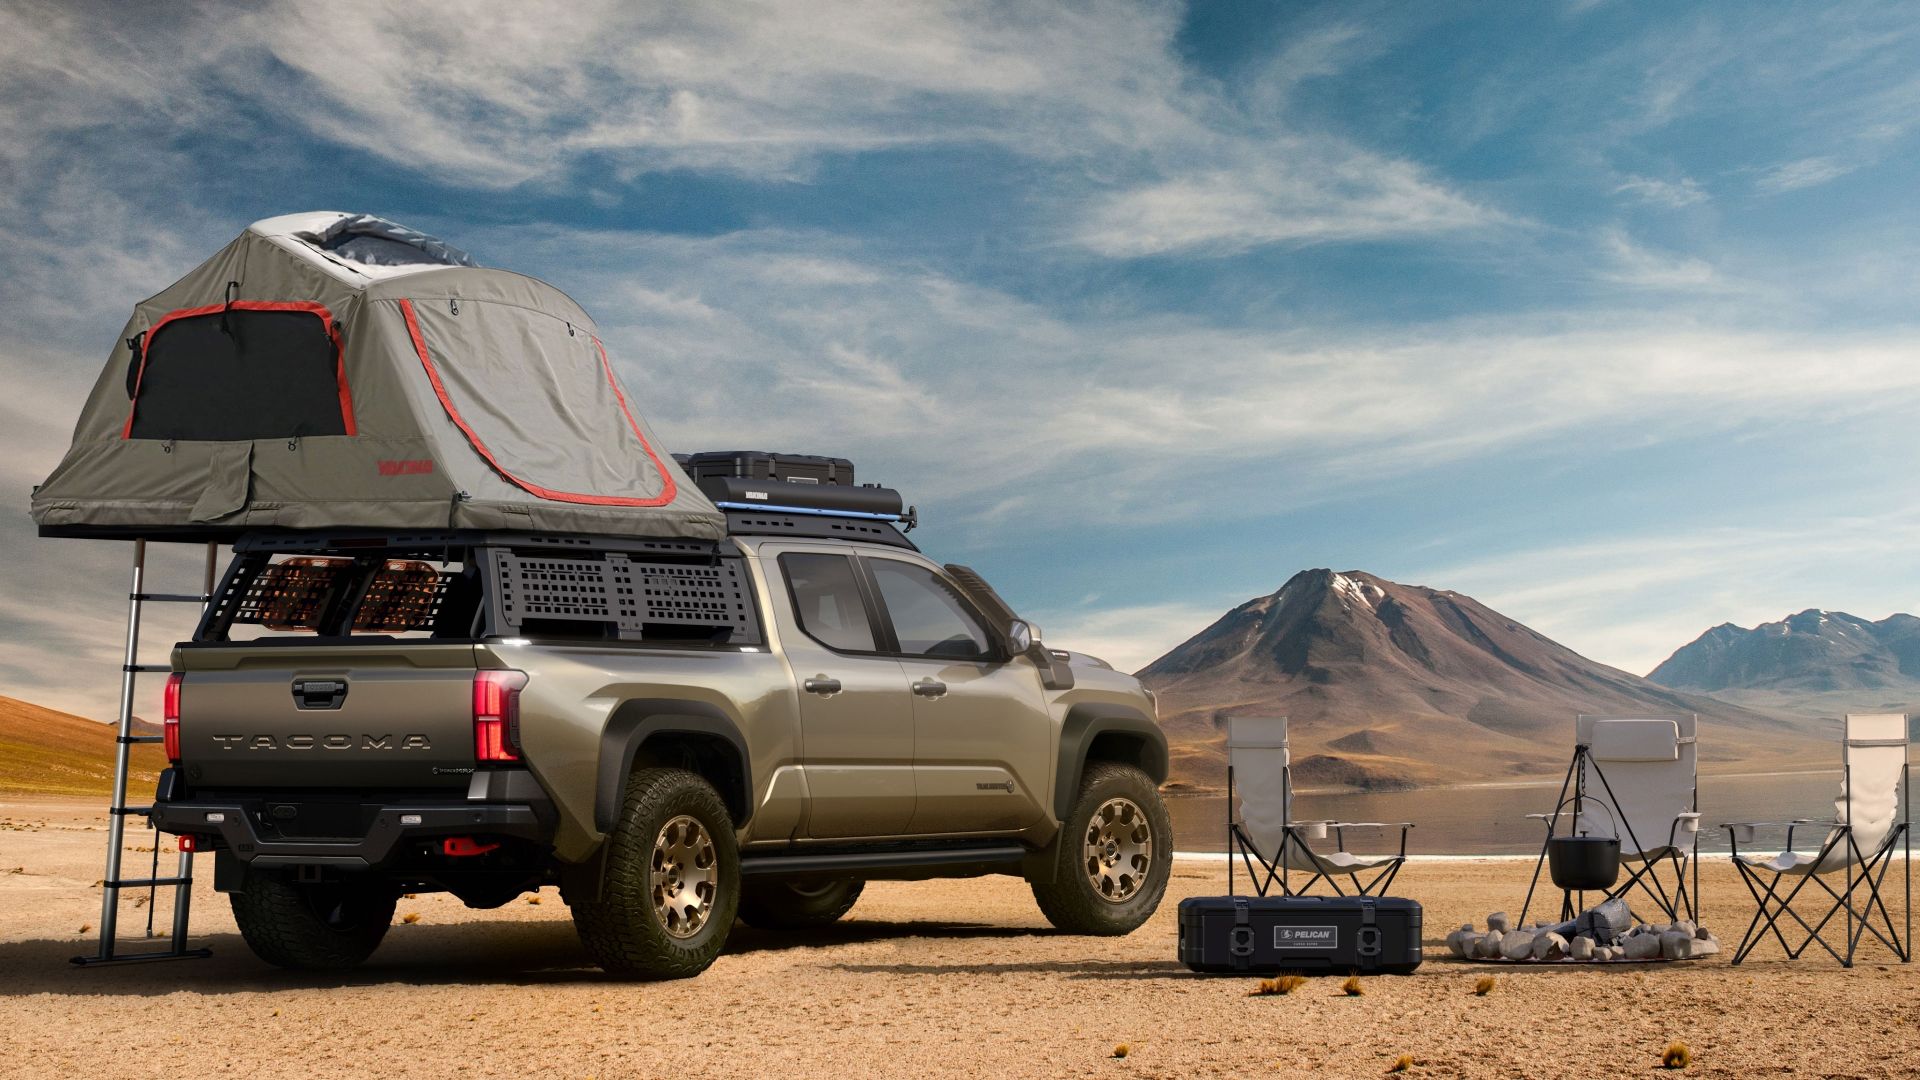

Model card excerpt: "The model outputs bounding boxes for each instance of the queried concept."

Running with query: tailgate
[175,643,479,790]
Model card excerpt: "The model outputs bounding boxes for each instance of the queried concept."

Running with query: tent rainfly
[31,212,723,541]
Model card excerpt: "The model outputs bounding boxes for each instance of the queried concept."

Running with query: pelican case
[677,451,855,486]
[1177,895,1423,975]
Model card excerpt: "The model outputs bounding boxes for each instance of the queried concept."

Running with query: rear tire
[1029,762,1172,935]
[567,767,740,979]
[737,878,865,929]
[229,870,398,970]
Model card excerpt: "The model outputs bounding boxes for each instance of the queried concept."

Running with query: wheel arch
[596,699,753,834]
[1052,702,1169,823]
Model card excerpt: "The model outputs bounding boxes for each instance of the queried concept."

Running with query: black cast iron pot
[1547,835,1621,891]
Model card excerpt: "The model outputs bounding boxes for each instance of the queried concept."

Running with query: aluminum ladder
[72,539,219,966]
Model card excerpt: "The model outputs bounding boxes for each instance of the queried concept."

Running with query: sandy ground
[1,797,1916,1080]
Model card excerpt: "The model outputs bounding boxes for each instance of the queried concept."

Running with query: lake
[1167,768,1863,855]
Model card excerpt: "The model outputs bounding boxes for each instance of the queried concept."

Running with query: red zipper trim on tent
[121,300,355,439]
[397,298,679,508]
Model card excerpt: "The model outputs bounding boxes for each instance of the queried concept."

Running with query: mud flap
[189,441,252,522]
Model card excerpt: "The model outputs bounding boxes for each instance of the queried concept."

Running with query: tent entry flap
[189,442,254,522]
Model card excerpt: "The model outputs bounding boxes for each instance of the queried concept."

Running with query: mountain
[0,695,164,798]
[1647,609,1920,717]
[1138,570,1815,791]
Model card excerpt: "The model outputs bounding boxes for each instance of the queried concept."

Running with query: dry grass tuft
[1112,1043,1131,1059]
[1661,1042,1691,1069]
[401,912,421,925]
[1248,974,1308,996]
[1341,974,1365,996]
[79,923,92,934]
[1473,975,1497,996]
[1386,1053,1415,1073]
[528,895,542,905]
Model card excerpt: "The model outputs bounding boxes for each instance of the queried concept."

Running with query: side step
[739,843,1027,880]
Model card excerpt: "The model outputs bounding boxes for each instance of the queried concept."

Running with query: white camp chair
[1520,715,1701,926]
[1226,716,1411,897]
[1725,713,1911,967]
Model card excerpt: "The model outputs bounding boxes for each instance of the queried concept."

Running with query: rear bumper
[148,768,554,871]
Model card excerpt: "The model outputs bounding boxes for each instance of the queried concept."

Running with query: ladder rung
[119,735,164,744]
[72,947,213,967]
[103,877,192,890]
[122,664,172,673]
[108,806,153,816]
[132,592,211,603]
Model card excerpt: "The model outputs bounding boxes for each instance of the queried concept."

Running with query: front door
[861,555,1051,835]
[766,546,917,838]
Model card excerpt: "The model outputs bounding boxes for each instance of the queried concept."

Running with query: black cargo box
[679,451,854,487]
[693,476,903,517]
[1178,895,1423,975]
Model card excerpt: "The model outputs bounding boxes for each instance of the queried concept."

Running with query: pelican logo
[974,780,1016,792]
[1274,926,1338,949]
[209,733,433,751]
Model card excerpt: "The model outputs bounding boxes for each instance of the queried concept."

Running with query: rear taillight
[162,672,184,763]
[473,670,528,763]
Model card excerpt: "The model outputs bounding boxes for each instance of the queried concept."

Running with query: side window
[780,553,878,653]
[868,559,995,661]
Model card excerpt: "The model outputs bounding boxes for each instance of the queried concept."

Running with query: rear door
[763,546,917,838]
[859,555,1051,835]
[174,643,479,790]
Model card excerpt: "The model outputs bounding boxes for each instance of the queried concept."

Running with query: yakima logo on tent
[378,459,435,476]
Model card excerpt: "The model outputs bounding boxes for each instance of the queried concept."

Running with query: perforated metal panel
[486,550,759,643]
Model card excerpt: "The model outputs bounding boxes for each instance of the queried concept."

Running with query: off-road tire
[567,767,740,979]
[1029,762,1173,935]
[229,869,398,970]
[737,878,865,929]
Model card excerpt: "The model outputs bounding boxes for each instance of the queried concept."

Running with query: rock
[1569,935,1595,961]
[1459,922,1475,933]
[1672,920,1696,937]
[1501,930,1538,961]
[1623,933,1663,960]
[1487,911,1512,933]
[1478,930,1504,959]
[1447,930,1478,959]
[1565,898,1632,943]
[1695,926,1713,940]
[1532,932,1569,961]
[1690,935,1719,957]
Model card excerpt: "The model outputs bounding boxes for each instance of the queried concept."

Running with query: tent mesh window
[487,550,759,644]
[127,308,348,441]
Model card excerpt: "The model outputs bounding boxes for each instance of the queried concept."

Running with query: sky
[3,0,1920,720]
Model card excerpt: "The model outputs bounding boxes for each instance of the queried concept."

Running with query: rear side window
[125,303,353,441]
[781,553,877,652]
[867,559,995,661]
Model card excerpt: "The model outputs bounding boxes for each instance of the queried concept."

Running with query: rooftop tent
[31,212,723,540]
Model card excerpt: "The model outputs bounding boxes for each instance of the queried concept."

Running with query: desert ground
[1,797,1915,1080]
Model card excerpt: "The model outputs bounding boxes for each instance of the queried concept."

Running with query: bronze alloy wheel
[1082,796,1153,903]
[652,814,718,938]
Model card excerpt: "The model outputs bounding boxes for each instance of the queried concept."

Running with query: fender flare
[596,698,752,833]
[1052,702,1170,822]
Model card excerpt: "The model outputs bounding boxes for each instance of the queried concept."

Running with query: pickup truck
[149,515,1171,978]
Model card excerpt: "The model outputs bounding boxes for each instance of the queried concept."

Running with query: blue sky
[4,1,1920,719]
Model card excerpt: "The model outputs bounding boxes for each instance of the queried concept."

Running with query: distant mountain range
[1648,609,1920,718]
[0,695,163,798]
[1137,569,1816,791]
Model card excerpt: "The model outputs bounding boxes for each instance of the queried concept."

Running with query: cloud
[1754,155,1855,194]
[1426,510,1920,676]
[1612,174,1707,208]
[1596,229,1734,292]
[1025,600,1227,674]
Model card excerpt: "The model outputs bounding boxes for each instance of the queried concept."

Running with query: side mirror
[1007,619,1034,654]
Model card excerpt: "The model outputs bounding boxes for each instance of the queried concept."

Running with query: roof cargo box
[677,450,854,487]
[31,212,722,542]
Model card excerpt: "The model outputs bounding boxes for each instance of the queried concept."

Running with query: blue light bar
[714,501,903,522]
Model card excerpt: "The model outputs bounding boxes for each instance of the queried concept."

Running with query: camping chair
[1725,713,1911,967]
[1520,715,1701,926]
[1226,715,1411,897]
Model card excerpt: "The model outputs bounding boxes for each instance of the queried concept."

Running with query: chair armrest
[1291,821,1330,840]
[1723,820,1796,845]
[1675,812,1701,834]
[1324,821,1413,829]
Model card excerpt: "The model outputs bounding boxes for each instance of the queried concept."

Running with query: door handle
[912,678,948,699]
[291,678,348,710]
[803,676,843,696]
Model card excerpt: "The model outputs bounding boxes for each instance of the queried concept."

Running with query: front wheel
[1029,762,1172,935]
[566,767,740,979]
[229,869,398,970]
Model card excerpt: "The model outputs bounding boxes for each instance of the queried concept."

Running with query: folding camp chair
[1226,716,1411,897]
[1520,715,1701,926]
[1726,713,1911,967]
